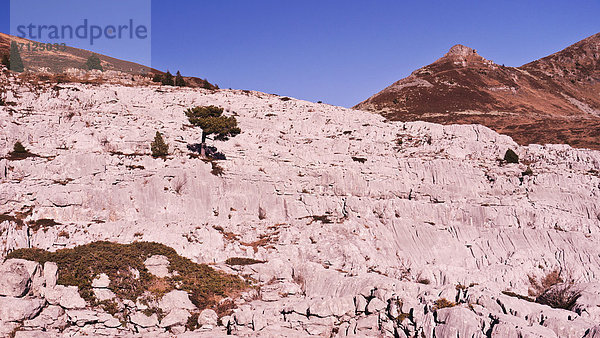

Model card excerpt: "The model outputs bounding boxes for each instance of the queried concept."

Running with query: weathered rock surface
[1,68,600,336]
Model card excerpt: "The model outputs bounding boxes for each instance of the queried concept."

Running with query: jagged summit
[355,32,600,150]
[445,44,479,58]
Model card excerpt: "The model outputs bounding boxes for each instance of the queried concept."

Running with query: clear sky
[1,0,599,107]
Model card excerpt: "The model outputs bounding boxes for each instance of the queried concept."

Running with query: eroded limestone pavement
[1,68,600,337]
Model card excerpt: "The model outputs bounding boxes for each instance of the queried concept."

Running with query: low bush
[536,283,581,310]
[504,149,519,164]
[433,298,456,310]
[28,218,61,232]
[7,241,248,309]
[225,257,265,266]
[151,131,169,158]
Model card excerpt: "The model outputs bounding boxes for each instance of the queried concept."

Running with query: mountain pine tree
[151,131,169,158]
[9,42,24,72]
[175,71,186,87]
[185,105,241,156]
[161,71,174,86]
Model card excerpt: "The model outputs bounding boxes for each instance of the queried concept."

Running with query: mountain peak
[445,44,479,58]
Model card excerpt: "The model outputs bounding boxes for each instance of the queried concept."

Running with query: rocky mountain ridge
[1,66,600,336]
[355,32,600,150]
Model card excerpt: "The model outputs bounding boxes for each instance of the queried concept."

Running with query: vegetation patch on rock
[6,241,249,310]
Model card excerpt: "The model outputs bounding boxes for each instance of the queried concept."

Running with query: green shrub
[225,257,265,266]
[504,149,519,164]
[9,42,24,72]
[161,71,174,86]
[151,131,169,158]
[85,54,103,71]
[152,73,162,83]
[175,71,186,87]
[7,241,248,309]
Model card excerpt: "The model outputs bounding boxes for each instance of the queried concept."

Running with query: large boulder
[144,255,170,278]
[0,297,45,322]
[198,308,218,327]
[44,285,87,309]
[0,259,38,297]
[130,312,159,328]
[160,308,191,328]
[158,290,196,313]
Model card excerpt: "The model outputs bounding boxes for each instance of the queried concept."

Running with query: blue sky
[1,0,599,107]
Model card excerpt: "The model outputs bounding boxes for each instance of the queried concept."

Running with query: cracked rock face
[1,69,600,336]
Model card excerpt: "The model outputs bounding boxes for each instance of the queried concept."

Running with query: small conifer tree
[162,71,174,86]
[9,42,24,72]
[151,132,169,157]
[152,73,162,83]
[175,71,186,87]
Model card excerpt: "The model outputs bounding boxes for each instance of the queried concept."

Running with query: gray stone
[66,309,99,327]
[0,297,45,322]
[45,285,86,309]
[366,298,386,314]
[130,312,159,327]
[144,255,170,278]
[198,309,218,327]
[0,259,33,297]
[42,262,57,289]
[160,308,191,328]
[91,273,110,288]
[158,290,196,313]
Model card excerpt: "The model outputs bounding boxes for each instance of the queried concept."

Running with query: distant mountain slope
[0,32,216,88]
[355,33,600,149]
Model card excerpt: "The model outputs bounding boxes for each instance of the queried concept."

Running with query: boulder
[91,273,110,288]
[144,255,170,278]
[158,290,196,313]
[23,305,65,329]
[198,308,218,327]
[0,259,35,297]
[160,308,191,328]
[93,288,116,301]
[366,298,386,314]
[45,285,87,309]
[66,309,99,327]
[433,307,483,337]
[130,312,159,328]
[0,297,45,322]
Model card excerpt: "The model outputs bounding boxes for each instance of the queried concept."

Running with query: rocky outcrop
[355,32,600,150]
[1,69,600,336]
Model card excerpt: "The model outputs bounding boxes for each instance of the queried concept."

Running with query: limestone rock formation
[1,66,599,336]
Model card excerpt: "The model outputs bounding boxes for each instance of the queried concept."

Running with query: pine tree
[9,42,24,72]
[175,71,186,87]
[152,73,162,83]
[161,71,174,86]
[151,131,169,158]
[86,54,103,71]
[185,106,241,157]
